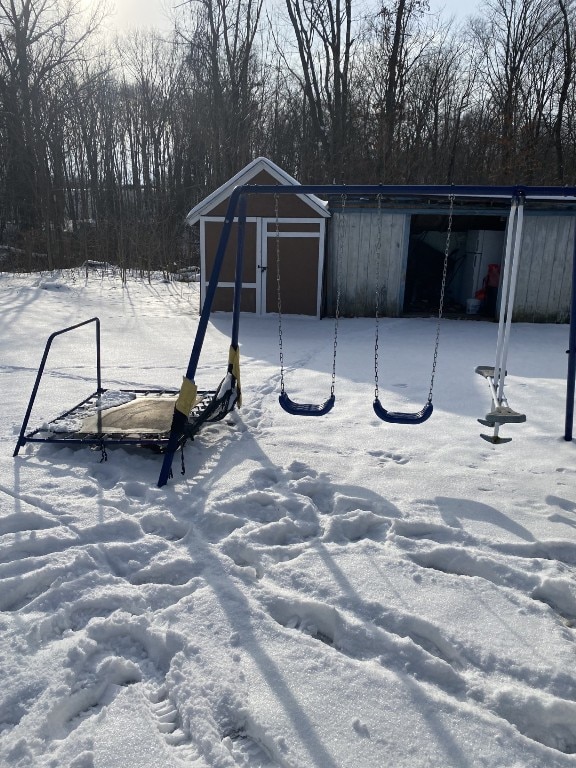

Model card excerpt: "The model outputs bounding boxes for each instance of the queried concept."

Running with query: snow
[1,269,576,767]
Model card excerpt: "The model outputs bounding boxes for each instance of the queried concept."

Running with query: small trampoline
[13,318,239,458]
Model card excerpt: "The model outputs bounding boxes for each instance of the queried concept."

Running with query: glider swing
[13,321,240,464]
[373,194,454,424]
[476,195,526,443]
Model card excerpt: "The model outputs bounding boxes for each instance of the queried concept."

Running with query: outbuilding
[187,160,576,323]
[185,157,330,317]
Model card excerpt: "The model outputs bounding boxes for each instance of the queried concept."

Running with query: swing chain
[331,194,346,396]
[427,193,454,403]
[374,194,384,401]
[275,192,285,396]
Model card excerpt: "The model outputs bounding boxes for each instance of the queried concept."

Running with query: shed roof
[185,157,330,225]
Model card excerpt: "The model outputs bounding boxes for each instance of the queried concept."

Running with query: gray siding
[326,210,407,317]
[514,214,574,323]
[325,208,574,322]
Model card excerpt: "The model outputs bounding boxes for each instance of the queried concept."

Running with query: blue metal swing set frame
[12,183,576,486]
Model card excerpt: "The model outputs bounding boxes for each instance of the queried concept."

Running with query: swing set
[13,184,576,486]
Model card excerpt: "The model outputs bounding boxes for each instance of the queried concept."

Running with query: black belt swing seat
[278,391,335,416]
[373,398,434,425]
[274,192,341,417]
[371,194,454,425]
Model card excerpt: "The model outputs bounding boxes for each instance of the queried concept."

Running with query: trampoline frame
[13,318,216,455]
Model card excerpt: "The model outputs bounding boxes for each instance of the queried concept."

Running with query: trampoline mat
[79,395,181,435]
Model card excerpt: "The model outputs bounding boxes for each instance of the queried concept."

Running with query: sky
[430,0,479,20]
[104,0,477,35]
[106,0,175,34]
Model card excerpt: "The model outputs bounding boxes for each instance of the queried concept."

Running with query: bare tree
[0,0,103,269]
[282,0,354,180]
[176,0,266,184]
[552,0,573,181]
[470,0,559,180]
[361,0,430,179]
[400,23,477,182]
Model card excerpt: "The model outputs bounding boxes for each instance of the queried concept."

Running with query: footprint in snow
[488,685,576,755]
[0,509,58,536]
[139,511,189,541]
[368,449,409,465]
[148,685,204,762]
[251,466,283,489]
[322,510,390,544]
[265,595,464,693]
[121,481,148,500]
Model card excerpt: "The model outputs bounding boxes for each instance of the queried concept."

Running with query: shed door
[261,219,325,316]
[202,217,325,316]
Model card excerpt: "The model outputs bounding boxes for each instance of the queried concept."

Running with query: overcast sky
[106,0,174,33]
[106,0,476,34]
[431,0,477,19]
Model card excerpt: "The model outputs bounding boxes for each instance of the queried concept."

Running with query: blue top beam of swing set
[230,182,576,204]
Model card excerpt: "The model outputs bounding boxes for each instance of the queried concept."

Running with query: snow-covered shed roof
[185,157,330,225]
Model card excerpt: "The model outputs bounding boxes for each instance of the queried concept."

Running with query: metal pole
[565,217,576,440]
[231,193,246,348]
[184,187,242,382]
[14,317,101,456]
[157,189,243,487]
[494,199,518,391]
[497,197,524,403]
[233,183,576,200]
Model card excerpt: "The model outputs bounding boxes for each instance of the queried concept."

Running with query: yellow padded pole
[175,377,198,416]
[228,346,241,407]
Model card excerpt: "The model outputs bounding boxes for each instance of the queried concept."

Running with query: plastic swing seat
[273,188,343,420]
[479,406,526,425]
[370,195,453,429]
[279,392,335,416]
[474,366,526,426]
[373,398,434,425]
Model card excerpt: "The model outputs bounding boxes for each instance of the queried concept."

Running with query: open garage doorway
[403,214,507,319]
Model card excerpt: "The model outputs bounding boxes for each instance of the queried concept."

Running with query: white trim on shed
[185,157,330,224]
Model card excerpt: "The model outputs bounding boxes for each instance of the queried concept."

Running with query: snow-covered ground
[1,269,575,768]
